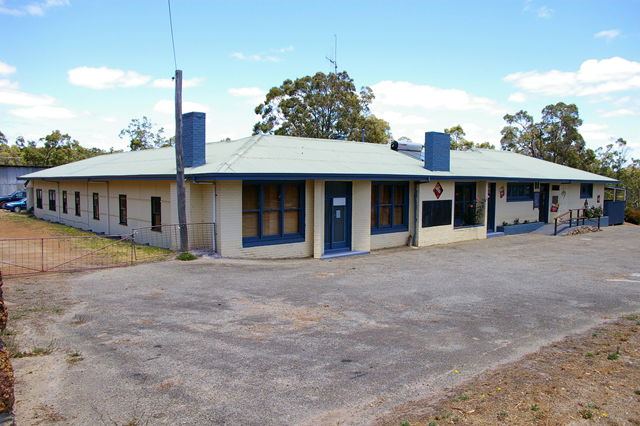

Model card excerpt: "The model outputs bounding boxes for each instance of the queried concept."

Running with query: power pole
[174,69,188,252]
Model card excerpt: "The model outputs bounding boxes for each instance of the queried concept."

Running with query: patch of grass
[451,417,460,423]
[434,413,451,420]
[625,315,639,321]
[579,409,593,419]
[634,390,640,395]
[401,421,410,426]
[176,252,197,261]
[12,341,55,358]
[497,411,509,420]
[607,346,621,360]
[66,351,84,365]
[456,394,469,401]
[585,352,595,358]
[530,404,539,411]
[587,403,600,410]
[592,333,598,337]
[428,422,436,426]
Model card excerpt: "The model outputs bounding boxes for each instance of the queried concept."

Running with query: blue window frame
[580,183,593,199]
[242,181,305,247]
[371,182,409,234]
[454,182,477,227]
[507,182,534,202]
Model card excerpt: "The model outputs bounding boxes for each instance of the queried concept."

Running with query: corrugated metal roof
[20,134,617,183]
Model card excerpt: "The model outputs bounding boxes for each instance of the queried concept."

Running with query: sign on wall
[433,182,443,199]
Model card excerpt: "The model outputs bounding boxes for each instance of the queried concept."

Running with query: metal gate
[604,187,626,225]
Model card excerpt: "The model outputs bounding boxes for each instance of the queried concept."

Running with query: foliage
[253,71,391,144]
[625,208,640,225]
[444,125,495,150]
[585,206,603,218]
[119,116,170,151]
[0,130,109,166]
[176,252,197,261]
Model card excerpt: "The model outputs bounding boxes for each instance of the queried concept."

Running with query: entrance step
[321,250,369,260]
[486,232,505,238]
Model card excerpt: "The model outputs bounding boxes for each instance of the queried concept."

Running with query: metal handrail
[554,208,601,235]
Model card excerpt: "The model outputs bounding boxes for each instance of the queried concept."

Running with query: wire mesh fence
[0,222,216,277]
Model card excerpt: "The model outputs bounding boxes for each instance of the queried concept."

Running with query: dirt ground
[380,316,640,425]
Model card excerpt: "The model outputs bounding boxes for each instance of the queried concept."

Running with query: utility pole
[174,69,188,252]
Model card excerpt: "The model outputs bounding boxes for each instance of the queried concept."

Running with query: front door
[539,183,550,223]
[324,182,352,253]
[487,183,496,232]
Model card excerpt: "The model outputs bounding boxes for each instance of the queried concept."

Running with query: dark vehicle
[3,198,27,213]
[0,190,27,208]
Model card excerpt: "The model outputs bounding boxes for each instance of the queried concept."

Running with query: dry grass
[381,315,640,425]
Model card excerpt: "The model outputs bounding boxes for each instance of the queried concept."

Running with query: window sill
[371,226,408,235]
[453,224,485,230]
[243,236,305,248]
[506,198,534,202]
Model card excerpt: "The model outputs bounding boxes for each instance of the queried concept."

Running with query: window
[242,182,304,246]
[36,189,42,209]
[371,182,409,233]
[422,200,452,228]
[454,182,477,227]
[119,194,127,225]
[92,193,99,220]
[62,191,68,214]
[580,183,593,199]
[507,182,534,202]
[48,189,56,211]
[74,191,81,216]
[552,184,560,191]
[151,197,161,232]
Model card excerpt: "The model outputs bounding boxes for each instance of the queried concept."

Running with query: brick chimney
[424,131,450,172]
[182,112,206,168]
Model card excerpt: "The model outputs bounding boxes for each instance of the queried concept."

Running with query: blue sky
[1,0,639,158]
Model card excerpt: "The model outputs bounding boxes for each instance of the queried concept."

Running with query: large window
[580,183,593,199]
[48,189,56,211]
[422,200,452,228]
[371,182,408,233]
[119,195,127,225]
[507,182,534,202]
[151,197,162,232]
[36,189,42,209]
[92,193,99,220]
[454,182,478,227]
[74,191,81,216]
[62,190,68,214]
[242,182,304,246]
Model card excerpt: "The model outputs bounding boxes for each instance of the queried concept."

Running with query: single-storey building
[20,112,617,259]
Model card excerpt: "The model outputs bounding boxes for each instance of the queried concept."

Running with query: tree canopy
[119,116,170,151]
[444,125,495,150]
[0,130,110,166]
[253,71,391,144]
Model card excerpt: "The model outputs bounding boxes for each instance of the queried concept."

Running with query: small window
[36,189,42,209]
[62,191,68,214]
[74,191,81,216]
[580,183,593,199]
[551,184,560,191]
[119,194,127,225]
[422,200,452,227]
[507,182,534,202]
[371,182,409,233]
[92,193,99,220]
[48,189,56,211]
[151,197,161,232]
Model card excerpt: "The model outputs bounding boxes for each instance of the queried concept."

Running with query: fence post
[554,218,558,236]
[569,210,573,228]
[597,215,601,230]
[40,238,44,272]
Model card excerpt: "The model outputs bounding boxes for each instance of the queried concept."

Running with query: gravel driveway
[23,226,640,424]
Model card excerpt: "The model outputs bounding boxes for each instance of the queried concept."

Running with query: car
[3,198,27,213]
[0,190,27,208]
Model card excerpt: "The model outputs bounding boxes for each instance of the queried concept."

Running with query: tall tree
[444,125,495,150]
[0,130,6,144]
[596,137,629,179]
[253,71,392,144]
[119,116,170,151]
[500,110,544,157]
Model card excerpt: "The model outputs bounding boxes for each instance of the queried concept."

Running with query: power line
[167,0,178,70]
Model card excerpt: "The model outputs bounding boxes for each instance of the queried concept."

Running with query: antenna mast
[326,34,338,74]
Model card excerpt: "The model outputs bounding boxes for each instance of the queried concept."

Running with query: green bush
[625,208,640,225]
[176,252,197,261]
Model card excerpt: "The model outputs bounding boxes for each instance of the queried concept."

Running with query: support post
[174,69,189,252]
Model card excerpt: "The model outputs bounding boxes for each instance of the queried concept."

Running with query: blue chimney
[424,131,450,171]
[183,112,206,168]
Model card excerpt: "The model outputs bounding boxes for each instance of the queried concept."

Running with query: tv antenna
[326,34,337,74]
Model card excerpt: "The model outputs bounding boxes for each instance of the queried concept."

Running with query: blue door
[487,183,496,232]
[324,182,352,253]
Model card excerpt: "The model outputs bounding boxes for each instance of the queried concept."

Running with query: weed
[587,403,599,410]
[401,421,410,426]
[592,333,598,337]
[13,342,55,358]
[634,390,640,395]
[513,218,520,225]
[607,346,620,360]
[452,417,460,423]
[497,411,508,420]
[579,409,593,419]
[70,319,87,326]
[434,413,451,420]
[457,394,469,401]
[428,422,436,426]
[67,351,84,365]
[176,252,197,261]
[585,352,595,358]
[625,315,639,321]
[530,404,539,411]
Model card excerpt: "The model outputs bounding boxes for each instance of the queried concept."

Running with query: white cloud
[504,57,640,96]
[9,105,76,119]
[594,29,621,41]
[228,87,265,105]
[101,116,117,123]
[274,46,294,53]
[0,79,19,89]
[152,77,204,89]
[68,66,151,89]
[601,108,637,118]
[371,81,502,114]
[508,92,526,103]
[231,52,279,62]
[0,61,16,75]
[153,99,210,115]
[0,0,69,16]
[581,123,613,146]
[523,1,553,18]
[0,87,55,106]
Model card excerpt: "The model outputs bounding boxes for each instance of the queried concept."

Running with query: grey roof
[20,134,617,183]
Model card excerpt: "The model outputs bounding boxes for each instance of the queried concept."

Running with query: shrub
[176,252,197,261]
[625,208,640,225]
